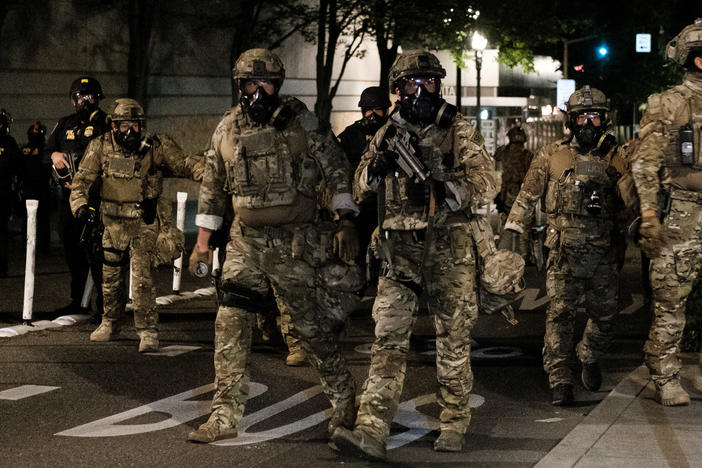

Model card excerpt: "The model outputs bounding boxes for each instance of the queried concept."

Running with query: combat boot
[187,419,238,443]
[327,400,357,435]
[551,384,574,406]
[138,330,159,353]
[285,346,307,366]
[331,427,386,462]
[581,361,602,392]
[654,379,690,406]
[90,320,121,342]
[433,430,464,452]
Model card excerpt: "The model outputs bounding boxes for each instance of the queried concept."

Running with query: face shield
[397,76,444,125]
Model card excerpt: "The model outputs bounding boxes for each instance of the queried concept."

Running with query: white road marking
[518,288,551,310]
[0,314,90,337]
[472,346,524,360]
[142,345,202,357]
[0,385,60,400]
[535,418,564,423]
[56,383,267,437]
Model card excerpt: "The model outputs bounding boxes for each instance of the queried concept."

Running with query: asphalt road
[0,228,651,467]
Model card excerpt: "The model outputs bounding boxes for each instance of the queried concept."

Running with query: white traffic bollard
[129,258,133,302]
[212,247,220,274]
[81,269,94,309]
[23,200,39,323]
[173,192,188,293]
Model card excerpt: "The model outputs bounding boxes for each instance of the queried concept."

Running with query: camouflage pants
[356,224,479,444]
[209,223,359,430]
[101,218,158,331]
[543,231,619,388]
[644,194,702,385]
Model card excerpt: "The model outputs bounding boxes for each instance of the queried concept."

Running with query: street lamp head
[472,31,487,51]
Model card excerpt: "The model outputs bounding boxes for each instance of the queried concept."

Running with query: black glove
[75,205,91,223]
[367,150,397,180]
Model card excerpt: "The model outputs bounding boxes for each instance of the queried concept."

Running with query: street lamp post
[471,31,487,133]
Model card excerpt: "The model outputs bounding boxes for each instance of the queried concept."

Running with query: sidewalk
[537,356,702,468]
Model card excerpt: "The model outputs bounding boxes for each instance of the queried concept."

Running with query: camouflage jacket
[505,138,630,241]
[195,97,356,231]
[494,143,534,208]
[354,110,496,230]
[70,132,204,220]
[632,73,702,214]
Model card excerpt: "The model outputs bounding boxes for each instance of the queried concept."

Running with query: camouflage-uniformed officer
[70,98,204,352]
[186,49,362,443]
[504,86,630,406]
[332,50,497,460]
[632,19,702,406]
[495,126,534,259]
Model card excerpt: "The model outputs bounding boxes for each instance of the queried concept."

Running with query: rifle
[531,198,546,271]
[379,125,430,182]
[79,206,104,260]
[51,152,77,187]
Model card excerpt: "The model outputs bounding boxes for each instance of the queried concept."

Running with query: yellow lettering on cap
[81,79,89,83]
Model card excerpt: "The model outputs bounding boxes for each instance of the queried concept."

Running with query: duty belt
[239,223,293,247]
[386,229,426,242]
[670,187,702,203]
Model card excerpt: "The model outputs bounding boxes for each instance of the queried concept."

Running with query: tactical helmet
[110,98,145,122]
[233,48,285,83]
[388,50,446,92]
[27,121,46,140]
[0,108,12,135]
[566,86,609,113]
[69,76,104,100]
[507,126,527,143]
[666,18,702,66]
[358,86,391,109]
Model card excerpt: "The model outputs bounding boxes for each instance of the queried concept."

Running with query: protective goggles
[72,93,95,102]
[402,76,438,94]
[575,112,602,126]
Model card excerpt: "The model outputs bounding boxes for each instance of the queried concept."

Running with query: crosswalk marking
[0,385,60,400]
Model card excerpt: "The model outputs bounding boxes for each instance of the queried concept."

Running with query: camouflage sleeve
[353,124,389,204]
[304,113,357,213]
[155,133,206,181]
[632,96,664,214]
[505,144,550,233]
[444,115,497,211]
[69,138,102,214]
[194,115,230,230]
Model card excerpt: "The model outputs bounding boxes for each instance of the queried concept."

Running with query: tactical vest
[544,146,620,220]
[221,99,319,216]
[647,83,702,170]
[382,123,453,229]
[100,134,162,219]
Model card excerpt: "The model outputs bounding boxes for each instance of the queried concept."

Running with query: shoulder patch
[470,128,484,146]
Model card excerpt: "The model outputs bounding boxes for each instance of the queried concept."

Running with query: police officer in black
[46,77,109,315]
[337,86,391,284]
[20,122,52,253]
[0,109,22,277]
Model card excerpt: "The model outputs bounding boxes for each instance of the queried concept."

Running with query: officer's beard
[114,128,142,153]
[241,87,279,125]
[574,121,603,152]
[398,85,443,126]
[361,113,387,134]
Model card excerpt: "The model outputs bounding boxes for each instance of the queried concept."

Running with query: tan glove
[639,215,665,258]
[333,219,359,264]
[188,246,213,277]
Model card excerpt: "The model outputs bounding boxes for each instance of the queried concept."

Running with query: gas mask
[114,125,142,153]
[571,112,605,151]
[361,110,387,134]
[240,82,279,125]
[398,77,444,126]
[73,93,98,122]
